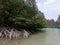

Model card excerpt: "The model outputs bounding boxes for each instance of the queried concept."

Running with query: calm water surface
[0,28,60,45]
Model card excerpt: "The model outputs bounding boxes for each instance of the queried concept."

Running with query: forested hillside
[0,0,47,33]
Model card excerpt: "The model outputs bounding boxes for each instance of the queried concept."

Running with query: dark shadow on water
[32,29,46,35]
[39,30,46,33]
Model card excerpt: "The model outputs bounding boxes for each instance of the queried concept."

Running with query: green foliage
[35,18,47,28]
[0,0,47,33]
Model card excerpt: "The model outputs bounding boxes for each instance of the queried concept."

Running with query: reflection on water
[0,28,60,45]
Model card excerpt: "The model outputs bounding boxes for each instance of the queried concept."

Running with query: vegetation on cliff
[0,0,47,33]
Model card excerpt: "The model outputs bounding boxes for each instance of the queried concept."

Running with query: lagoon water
[0,28,60,45]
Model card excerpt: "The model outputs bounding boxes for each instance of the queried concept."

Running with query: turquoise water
[0,28,60,45]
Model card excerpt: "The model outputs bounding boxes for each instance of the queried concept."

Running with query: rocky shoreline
[0,26,30,40]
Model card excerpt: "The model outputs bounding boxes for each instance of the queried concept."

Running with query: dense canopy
[0,0,47,33]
